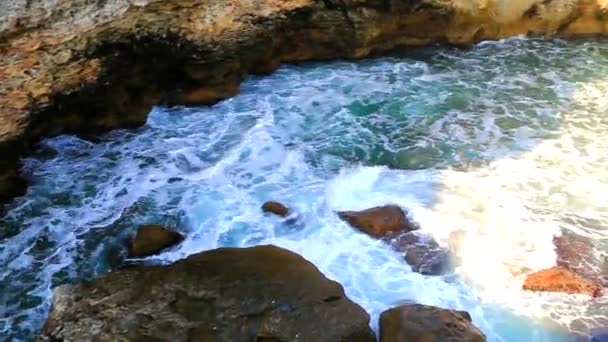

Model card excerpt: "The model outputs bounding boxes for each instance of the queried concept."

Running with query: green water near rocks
[1,37,608,341]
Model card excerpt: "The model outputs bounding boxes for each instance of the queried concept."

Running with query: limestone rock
[262,201,290,218]
[39,245,375,342]
[128,224,184,258]
[338,205,418,238]
[2,0,608,204]
[523,266,602,297]
[379,303,486,342]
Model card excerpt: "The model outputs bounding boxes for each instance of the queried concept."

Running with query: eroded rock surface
[2,0,608,203]
[379,303,486,342]
[388,232,453,275]
[39,245,375,341]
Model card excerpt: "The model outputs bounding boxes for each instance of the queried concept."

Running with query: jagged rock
[39,245,375,342]
[554,231,607,287]
[338,205,418,238]
[387,232,452,275]
[128,224,184,258]
[523,266,602,297]
[262,201,290,217]
[379,304,486,342]
[2,0,608,204]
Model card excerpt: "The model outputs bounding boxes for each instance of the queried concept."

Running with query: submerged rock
[128,224,184,258]
[338,205,418,238]
[554,232,607,287]
[379,304,486,342]
[523,266,602,297]
[40,245,375,341]
[590,327,608,342]
[388,232,452,275]
[262,201,290,217]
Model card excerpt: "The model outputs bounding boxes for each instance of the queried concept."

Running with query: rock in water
[40,245,375,342]
[554,232,607,286]
[387,232,452,275]
[379,304,486,342]
[338,205,418,238]
[128,225,184,258]
[262,201,290,217]
[523,266,602,297]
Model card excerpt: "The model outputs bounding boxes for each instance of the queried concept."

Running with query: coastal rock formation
[262,201,291,218]
[523,266,602,297]
[338,205,419,238]
[128,224,184,258]
[379,303,486,342]
[339,205,451,275]
[388,232,453,275]
[2,0,608,203]
[39,245,375,341]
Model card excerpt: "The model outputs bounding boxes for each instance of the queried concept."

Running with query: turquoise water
[1,37,608,340]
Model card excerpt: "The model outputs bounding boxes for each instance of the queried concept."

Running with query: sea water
[1,37,607,340]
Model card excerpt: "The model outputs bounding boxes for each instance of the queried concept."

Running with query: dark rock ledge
[2,0,608,204]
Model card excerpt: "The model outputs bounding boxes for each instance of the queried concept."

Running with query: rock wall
[2,0,608,204]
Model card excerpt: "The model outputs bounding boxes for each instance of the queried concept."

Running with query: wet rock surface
[523,266,602,297]
[2,0,608,204]
[262,201,290,218]
[128,224,184,258]
[387,232,453,275]
[39,245,375,342]
[338,205,419,238]
[554,231,608,287]
[379,303,486,342]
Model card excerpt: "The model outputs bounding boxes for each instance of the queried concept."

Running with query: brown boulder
[40,245,375,342]
[387,232,452,275]
[338,205,418,238]
[523,266,602,297]
[379,304,486,342]
[262,201,290,218]
[128,225,184,258]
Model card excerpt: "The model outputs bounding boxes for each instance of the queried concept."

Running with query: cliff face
[1,0,607,204]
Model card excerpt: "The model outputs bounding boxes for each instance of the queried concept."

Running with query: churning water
[1,37,608,341]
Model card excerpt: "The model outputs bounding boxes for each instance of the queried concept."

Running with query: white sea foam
[1,38,608,340]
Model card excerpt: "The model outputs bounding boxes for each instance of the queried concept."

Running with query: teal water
[1,37,608,340]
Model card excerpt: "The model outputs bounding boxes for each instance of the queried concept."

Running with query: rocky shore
[39,244,486,342]
[2,0,608,204]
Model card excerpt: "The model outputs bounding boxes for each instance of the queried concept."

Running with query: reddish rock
[523,266,602,297]
[262,201,290,217]
[338,205,418,238]
[379,304,486,342]
[128,225,184,258]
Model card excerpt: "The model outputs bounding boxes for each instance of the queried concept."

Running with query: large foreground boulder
[379,304,486,342]
[39,245,375,342]
[338,205,419,238]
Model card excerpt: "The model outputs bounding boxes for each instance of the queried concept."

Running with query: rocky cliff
[1,0,608,204]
